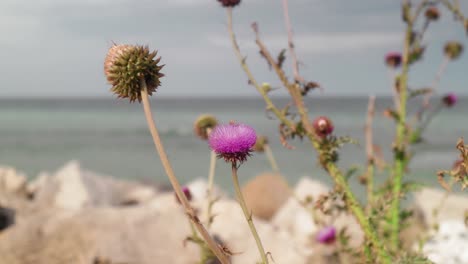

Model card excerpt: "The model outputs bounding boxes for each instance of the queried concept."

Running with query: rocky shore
[0,161,466,264]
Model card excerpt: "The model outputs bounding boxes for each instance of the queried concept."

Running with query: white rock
[53,161,90,210]
[119,186,157,205]
[209,199,307,264]
[271,177,364,255]
[32,161,161,210]
[26,172,50,197]
[413,188,468,227]
[271,177,330,252]
[0,204,199,264]
[423,220,468,264]
[0,166,27,194]
[186,178,226,202]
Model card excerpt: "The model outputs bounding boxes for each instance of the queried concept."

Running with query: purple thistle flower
[218,0,241,8]
[312,116,334,138]
[316,226,336,244]
[208,122,257,164]
[385,52,402,68]
[175,186,192,204]
[442,93,458,107]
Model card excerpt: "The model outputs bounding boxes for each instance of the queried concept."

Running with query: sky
[0,0,467,98]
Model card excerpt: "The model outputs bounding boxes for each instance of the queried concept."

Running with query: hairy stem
[206,150,217,226]
[365,95,376,210]
[226,8,295,129]
[231,163,269,264]
[140,79,229,264]
[264,144,280,172]
[281,0,303,83]
[227,6,390,262]
[422,56,449,109]
[390,14,412,251]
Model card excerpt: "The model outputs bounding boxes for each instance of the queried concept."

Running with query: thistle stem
[231,163,269,264]
[421,56,449,112]
[206,150,217,226]
[365,96,376,210]
[390,16,412,252]
[227,6,389,262]
[264,144,279,173]
[139,79,230,264]
[281,0,303,83]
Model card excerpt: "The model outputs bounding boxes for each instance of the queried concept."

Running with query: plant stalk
[227,7,390,262]
[231,163,269,264]
[206,150,217,226]
[326,164,391,264]
[264,144,279,172]
[139,78,230,264]
[390,17,412,251]
[365,96,376,210]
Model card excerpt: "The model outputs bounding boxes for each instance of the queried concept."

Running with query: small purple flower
[312,116,334,138]
[316,226,336,244]
[175,186,192,204]
[442,93,458,107]
[385,52,402,68]
[208,122,257,164]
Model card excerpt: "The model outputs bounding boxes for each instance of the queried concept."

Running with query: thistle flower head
[442,92,458,107]
[312,116,334,138]
[217,0,241,8]
[175,186,192,204]
[316,226,336,244]
[194,114,218,140]
[425,6,440,21]
[253,135,269,153]
[104,44,164,103]
[385,52,402,68]
[444,41,464,60]
[208,122,257,164]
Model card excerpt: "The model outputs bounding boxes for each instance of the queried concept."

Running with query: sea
[0,96,466,196]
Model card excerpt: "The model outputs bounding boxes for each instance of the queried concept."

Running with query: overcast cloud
[0,0,467,97]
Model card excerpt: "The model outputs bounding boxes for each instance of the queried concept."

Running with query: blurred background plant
[216,0,467,262]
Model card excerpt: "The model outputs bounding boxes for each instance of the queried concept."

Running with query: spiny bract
[104,44,164,103]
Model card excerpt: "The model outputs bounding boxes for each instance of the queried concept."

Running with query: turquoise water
[0,96,466,193]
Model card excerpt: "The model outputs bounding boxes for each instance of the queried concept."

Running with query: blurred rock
[241,172,291,220]
[0,166,27,195]
[186,178,226,202]
[272,177,364,261]
[209,199,307,264]
[119,186,158,206]
[271,177,329,249]
[0,203,199,264]
[32,161,160,210]
[423,220,468,264]
[0,206,15,231]
[413,188,468,227]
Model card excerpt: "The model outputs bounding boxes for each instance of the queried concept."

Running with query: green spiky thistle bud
[104,44,164,103]
[253,135,269,152]
[194,114,218,140]
[444,41,464,60]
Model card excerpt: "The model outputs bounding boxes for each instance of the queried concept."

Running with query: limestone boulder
[0,203,199,264]
[413,188,468,227]
[271,177,330,248]
[423,220,468,264]
[0,166,27,195]
[32,161,160,210]
[209,199,307,264]
[241,172,291,220]
[186,178,227,202]
[272,177,364,259]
